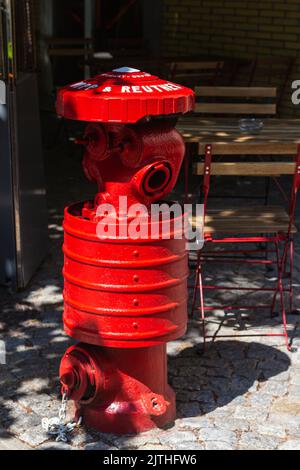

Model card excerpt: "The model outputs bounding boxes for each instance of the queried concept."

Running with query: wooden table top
[177,117,300,155]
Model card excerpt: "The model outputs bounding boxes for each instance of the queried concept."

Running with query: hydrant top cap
[56,67,195,123]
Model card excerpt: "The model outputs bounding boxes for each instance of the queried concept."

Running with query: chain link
[58,391,68,424]
[42,391,82,443]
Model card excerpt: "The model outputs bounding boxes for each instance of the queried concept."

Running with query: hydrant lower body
[60,202,188,434]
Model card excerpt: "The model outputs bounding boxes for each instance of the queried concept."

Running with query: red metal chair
[190,144,300,351]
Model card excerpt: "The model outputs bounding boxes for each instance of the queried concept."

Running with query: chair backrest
[194,86,277,116]
[168,61,224,85]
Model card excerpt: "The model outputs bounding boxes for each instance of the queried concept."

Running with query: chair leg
[279,272,290,352]
[198,264,206,348]
[270,241,280,317]
[191,251,207,348]
[282,240,290,275]
[276,241,291,351]
[191,253,200,318]
[279,239,295,313]
[289,238,296,314]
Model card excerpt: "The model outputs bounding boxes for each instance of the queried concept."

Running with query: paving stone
[268,411,300,428]
[172,376,205,391]
[18,425,49,448]
[17,378,50,394]
[84,441,118,450]
[172,357,205,368]
[213,418,250,432]
[159,430,197,448]
[0,401,41,435]
[232,359,258,378]
[286,421,300,439]
[216,394,247,409]
[208,377,231,394]
[0,371,17,391]
[178,416,213,430]
[197,357,227,369]
[269,398,300,418]
[229,377,254,394]
[258,359,290,377]
[69,429,97,448]
[167,341,184,357]
[216,344,246,361]
[205,440,235,450]
[247,392,274,406]
[206,370,233,382]
[266,370,290,382]
[175,442,205,450]
[238,431,282,450]
[177,366,207,377]
[139,444,172,450]
[205,405,238,420]
[25,286,62,308]
[177,402,202,417]
[288,385,300,398]
[197,427,237,447]
[176,390,192,402]
[290,373,300,385]
[247,344,277,360]
[37,441,75,450]
[0,426,31,450]
[278,440,300,450]
[233,405,268,422]
[189,390,215,403]
[17,394,56,416]
[255,423,286,439]
[113,430,161,449]
[83,431,121,446]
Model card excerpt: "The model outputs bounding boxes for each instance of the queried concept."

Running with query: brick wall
[162,0,300,116]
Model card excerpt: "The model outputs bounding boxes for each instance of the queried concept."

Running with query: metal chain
[42,391,82,443]
[58,391,68,424]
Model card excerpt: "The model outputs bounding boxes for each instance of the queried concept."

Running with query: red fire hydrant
[57,67,194,434]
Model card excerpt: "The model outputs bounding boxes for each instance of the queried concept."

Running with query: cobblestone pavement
[0,133,300,450]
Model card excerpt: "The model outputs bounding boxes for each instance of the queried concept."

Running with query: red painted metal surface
[56,67,194,123]
[58,68,194,433]
[81,119,186,210]
[63,202,188,349]
[60,343,175,434]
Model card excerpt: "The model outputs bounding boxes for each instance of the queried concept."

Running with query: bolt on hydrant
[56,67,195,434]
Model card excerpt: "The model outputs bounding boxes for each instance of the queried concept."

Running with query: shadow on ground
[168,340,291,419]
